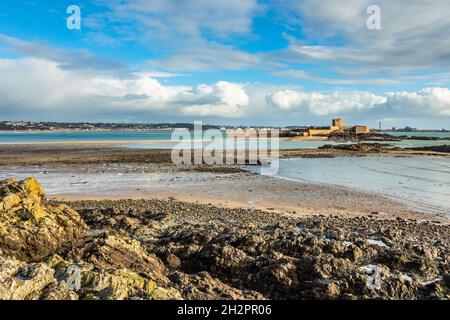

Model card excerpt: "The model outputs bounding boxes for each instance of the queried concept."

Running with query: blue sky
[1,0,450,128]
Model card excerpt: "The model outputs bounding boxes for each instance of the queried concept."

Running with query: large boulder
[60,232,169,285]
[48,254,181,300]
[0,178,87,261]
[0,254,181,300]
[170,271,266,300]
[0,255,77,300]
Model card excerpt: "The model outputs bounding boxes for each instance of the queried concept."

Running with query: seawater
[0,131,173,143]
[250,156,450,215]
[0,131,449,149]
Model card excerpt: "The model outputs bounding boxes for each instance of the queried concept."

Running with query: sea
[0,130,449,149]
[248,156,450,215]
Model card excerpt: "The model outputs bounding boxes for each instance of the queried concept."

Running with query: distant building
[227,118,370,138]
[281,118,370,138]
[227,128,279,138]
[332,118,344,130]
[351,126,370,134]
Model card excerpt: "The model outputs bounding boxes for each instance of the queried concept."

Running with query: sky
[0,0,450,129]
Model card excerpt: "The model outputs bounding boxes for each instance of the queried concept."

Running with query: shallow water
[0,164,213,196]
[0,131,174,143]
[250,156,450,215]
[380,131,450,138]
[1,156,449,215]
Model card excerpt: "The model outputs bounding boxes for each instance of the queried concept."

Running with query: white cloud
[266,89,386,115]
[0,58,251,119]
[180,81,250,117]
[0,57,449,123]
[267,90,302,110]
[381,88,450,117]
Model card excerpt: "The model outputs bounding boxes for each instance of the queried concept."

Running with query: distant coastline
[0,129,178,133]
[0,120,225,132]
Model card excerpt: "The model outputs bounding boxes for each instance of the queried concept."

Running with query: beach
[0,142,449,219]
[1,140,449,300]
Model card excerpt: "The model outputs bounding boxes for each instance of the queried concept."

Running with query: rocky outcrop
[170,271,265,300]
[1,180,449,300]
[0,255,62,300]
[328,131,450,143]
[407,145,450,153]
[0,178,87,262]
[68,199,450,300]
[59,233,170,286]
[0,179,182,300]
[328,132,401,142]
[0,253,181,300]
[48,254,180,300]
[398,136,450,141]
[319,143,400,153]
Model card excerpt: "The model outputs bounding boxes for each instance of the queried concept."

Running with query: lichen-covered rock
[60,233,168,285]
[1,185,449,300]
[170,271,266,300]
[40,280,78,300]
[47,251,181,300]
[0,178,46,219]
[80,267,181,300]
[0,178,87,261]
[0,255,56,300]
[0,254,181,300]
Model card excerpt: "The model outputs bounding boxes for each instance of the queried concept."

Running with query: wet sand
[0,161,446,223]
[0,143,448,223]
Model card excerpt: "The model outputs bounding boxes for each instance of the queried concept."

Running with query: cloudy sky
[1,0,450,128]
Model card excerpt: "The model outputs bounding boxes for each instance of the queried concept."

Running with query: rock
[197,244,251,275]
[2,183,450,300]
[40,281,78,300]
[319,143,400,153]
[60,233,167,284]
[80,268,181,300]
[166,253,181,269]
[0,178,88,261]
[0,194,21,212]
[170,271,265,300]
[0,255,55,300]
[313,281,342,298]
[443,274,450,289]
[407,145,450,153]
[347,246,364,262]
[327,282,341,296]
[325,229,341,240]
[327,131,401,142]
[0,178,46,219]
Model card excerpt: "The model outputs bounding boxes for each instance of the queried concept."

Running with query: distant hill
[0,121,224,131]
